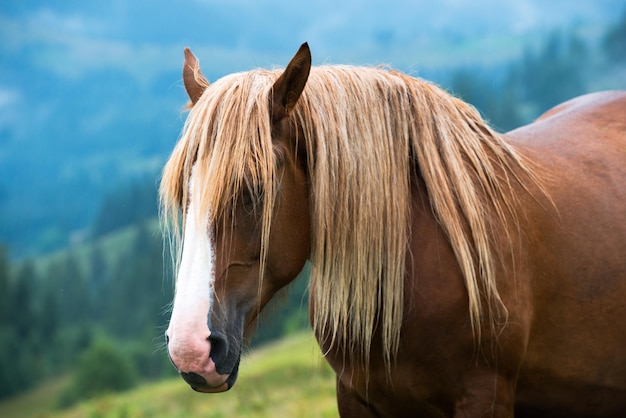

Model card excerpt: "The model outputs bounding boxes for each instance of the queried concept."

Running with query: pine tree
[11,261,38,341]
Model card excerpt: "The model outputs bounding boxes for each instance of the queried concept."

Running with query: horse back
[505,91,626,415]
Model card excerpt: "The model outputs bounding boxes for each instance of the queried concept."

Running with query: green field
[0,332,338,418]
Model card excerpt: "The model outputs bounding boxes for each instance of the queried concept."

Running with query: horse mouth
[181,361,240,393]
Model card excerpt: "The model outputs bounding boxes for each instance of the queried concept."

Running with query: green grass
[0,332,338,418]
[0,377,71,418]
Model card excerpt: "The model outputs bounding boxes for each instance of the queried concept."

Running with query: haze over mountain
[0,0,621,256]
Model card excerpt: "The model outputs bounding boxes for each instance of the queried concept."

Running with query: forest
[1,10,625,407]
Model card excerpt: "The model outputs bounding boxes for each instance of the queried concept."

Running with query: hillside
[0,332,338,418]
[0,216,312,401]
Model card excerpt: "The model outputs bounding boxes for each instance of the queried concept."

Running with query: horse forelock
[159,70,279,291]
[160,64,533,370]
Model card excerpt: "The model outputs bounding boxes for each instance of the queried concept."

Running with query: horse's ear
[272,42,311,118]
[183,47,210,107]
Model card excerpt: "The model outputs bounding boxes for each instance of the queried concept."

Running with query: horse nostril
[208,331,228,372]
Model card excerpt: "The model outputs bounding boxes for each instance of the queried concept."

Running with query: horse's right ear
[271,42,311,119]
[183,48,210,107]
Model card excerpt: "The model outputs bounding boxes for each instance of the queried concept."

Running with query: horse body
[328,91,626,417]
[508,92,626,416]
[161,44,626,417]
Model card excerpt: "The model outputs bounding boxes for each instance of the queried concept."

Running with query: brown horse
[160,43,626,417]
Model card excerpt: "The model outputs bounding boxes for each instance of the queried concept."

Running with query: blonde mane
[160,64,530,369]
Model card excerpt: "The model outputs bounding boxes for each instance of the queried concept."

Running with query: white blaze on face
[166,169,216,375]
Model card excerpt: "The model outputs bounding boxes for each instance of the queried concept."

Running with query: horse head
[163,44,312,393]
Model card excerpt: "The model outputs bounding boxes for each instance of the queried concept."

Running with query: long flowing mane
[160,64,531,368]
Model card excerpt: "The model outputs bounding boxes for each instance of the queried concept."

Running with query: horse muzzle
[166,329,241,393]
[182,365,240,393]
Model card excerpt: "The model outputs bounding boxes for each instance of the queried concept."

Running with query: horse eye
[242,191,254,210]
[241,187,264,213]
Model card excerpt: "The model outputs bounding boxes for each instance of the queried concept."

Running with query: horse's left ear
[183,47,210,107]
[272,42,311,118]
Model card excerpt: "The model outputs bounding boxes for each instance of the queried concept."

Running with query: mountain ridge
[0,0,621,257]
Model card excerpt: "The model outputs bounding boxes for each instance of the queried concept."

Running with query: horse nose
[165,328,213,374]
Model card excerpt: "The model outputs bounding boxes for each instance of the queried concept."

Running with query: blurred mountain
[0,0,621,257]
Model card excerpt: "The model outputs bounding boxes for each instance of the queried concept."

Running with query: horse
[160,43,626,417]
